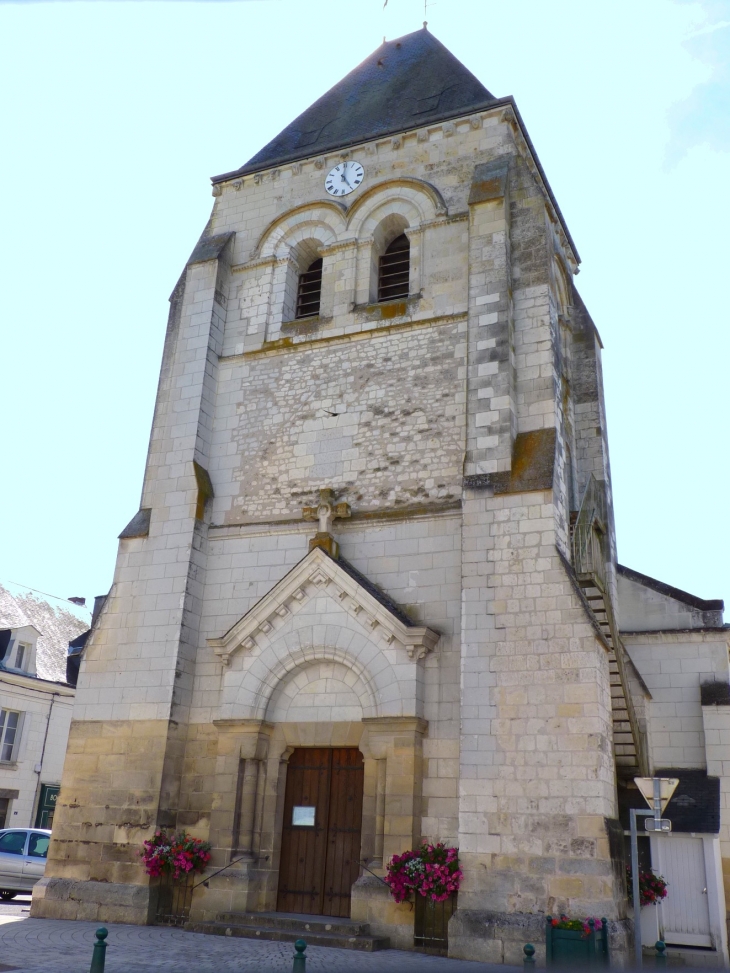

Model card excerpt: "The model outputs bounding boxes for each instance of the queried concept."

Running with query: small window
[378,233,410,302]
[295,258,323,319]
[14,644,28,671]
[0,710,21,762]
[28,833,49,859]
[0,831,25,856]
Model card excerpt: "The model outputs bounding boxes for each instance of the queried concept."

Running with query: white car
[0,829,51,900]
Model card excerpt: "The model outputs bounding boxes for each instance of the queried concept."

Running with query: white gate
[652,835,712,947]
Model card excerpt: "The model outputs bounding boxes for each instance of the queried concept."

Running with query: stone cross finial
[302,489,351,557]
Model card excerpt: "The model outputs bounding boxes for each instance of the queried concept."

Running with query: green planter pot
[545,917,609,967]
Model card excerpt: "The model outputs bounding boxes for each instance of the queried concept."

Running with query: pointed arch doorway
[276,748,364,917]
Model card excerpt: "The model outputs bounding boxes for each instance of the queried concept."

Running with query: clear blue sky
[0,0,728,611]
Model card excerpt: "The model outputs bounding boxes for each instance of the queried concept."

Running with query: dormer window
[378,234,410,302]
[295,258,323,319]
[14,643,28,671]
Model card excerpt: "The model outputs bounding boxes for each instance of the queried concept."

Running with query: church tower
[35,28,637,962]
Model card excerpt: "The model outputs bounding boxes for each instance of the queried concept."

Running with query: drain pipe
[30,692,58,827]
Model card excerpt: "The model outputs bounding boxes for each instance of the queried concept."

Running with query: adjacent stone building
[33,28,729,965]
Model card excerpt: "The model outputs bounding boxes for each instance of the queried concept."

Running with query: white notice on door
[292,806,315,826]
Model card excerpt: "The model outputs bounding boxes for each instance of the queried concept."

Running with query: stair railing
[572,475,649,776]
[572,475,608,590]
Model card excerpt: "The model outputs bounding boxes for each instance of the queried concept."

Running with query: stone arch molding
[209,547,440,721]
[346,178,447,240]
[252,178,447,260]
[263,648,376,722]
[256,203,346,260]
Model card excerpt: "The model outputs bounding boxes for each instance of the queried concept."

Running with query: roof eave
[210,95,501,185]
[210,95,580,268]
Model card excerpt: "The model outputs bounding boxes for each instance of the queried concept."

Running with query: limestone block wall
[624,630,730,769]
[618,570,725,632]
[457,489,618,926]
[213,319,465,523]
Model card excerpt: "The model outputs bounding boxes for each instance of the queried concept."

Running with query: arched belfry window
[295,257,323,319]
[378,234,410,302]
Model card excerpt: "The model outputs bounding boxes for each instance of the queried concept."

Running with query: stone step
[188,912,390,951]
[217,911,370,936]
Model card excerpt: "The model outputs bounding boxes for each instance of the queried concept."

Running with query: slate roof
[337,556,415,628]
[0,583,88,684]
[0,587,34,632]
[213,27,498,183]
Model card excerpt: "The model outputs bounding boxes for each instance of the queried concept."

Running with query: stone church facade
[33,28,729,965]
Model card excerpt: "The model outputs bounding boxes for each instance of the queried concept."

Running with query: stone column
[209,720,273,867]
[353,717,427,949]
[187,720,273,923]
[361,717,427,864]
[373,758,387,868]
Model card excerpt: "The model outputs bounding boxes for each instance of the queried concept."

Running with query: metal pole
[292,938,306,973]
[89,927,108,973]
[631,809,642,970]
[631,808,654,970]
[653,778,662,824]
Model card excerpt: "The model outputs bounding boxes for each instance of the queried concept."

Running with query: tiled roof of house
[0,583,88,684]
[213,27,497,182]
[0,587,33,631]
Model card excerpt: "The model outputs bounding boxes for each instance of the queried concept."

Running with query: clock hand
[341,168,353,189]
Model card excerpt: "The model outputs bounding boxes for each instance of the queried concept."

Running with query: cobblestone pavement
[0,913,521,973]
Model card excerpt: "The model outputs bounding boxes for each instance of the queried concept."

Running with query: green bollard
[523,943,536,968]
[655,940,667,967]
[292,938,307,973]
[89,927,108,973]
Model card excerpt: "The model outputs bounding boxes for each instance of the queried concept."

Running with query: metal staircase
[572,476,647,778]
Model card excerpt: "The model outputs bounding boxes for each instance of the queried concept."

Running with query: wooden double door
[277,748,364,917]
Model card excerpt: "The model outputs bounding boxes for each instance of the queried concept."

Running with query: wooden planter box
[545,916,609,967]
[414,893,456,954]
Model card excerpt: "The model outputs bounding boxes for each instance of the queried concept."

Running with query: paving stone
[0,917,520,973]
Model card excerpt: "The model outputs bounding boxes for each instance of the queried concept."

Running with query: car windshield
[0,832,25,855]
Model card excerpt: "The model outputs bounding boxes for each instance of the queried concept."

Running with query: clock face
[325,161,364,197]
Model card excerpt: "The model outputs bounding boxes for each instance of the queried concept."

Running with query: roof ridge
[213,28,497,183]
[617,563,724,613]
